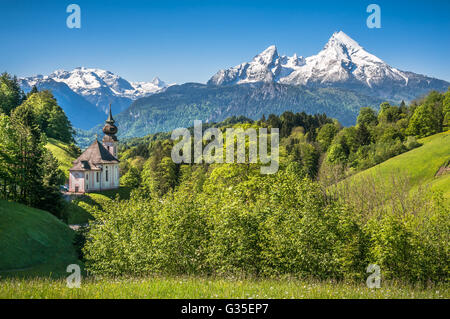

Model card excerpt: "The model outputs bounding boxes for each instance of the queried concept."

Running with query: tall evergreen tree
[19,90,75,143]
[0,72,25,115]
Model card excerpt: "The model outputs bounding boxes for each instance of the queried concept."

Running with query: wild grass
[0,276,448,299]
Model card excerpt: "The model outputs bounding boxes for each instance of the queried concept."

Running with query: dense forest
[0,73,78,216]
[118,88,450,191]
[81,88,449,282]
[1,71,449,283]
[81,82,384,141]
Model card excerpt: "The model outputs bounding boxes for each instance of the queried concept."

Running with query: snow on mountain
[208,31,449,101]
[208,45,304,85]
[131,77,168,97]
[20,67,171,113]
[281,31,402,87]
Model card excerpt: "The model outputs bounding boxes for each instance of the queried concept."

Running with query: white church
[69,105,120,193]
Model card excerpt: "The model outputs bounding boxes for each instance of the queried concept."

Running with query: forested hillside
[1,70,449,284]
[87,82,384,140]
[75,89,450,283]
[0,73,75,217]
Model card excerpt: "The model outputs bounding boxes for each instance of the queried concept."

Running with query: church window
[106,166,109,182]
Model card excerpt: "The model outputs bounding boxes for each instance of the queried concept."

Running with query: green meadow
[0,200,80,278]
[345,130,450,199]
[1,277,448,299]
[45,138,77,180]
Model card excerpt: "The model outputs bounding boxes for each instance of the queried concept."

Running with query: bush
[83,166,448,283]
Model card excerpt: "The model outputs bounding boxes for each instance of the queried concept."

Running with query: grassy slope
[64,187,132,225]
[0,277,447,299]
[0,200,80,278]
[45,138,76,180]
[348,131,450,199]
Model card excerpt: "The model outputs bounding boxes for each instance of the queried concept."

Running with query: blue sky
[0,0,449,84]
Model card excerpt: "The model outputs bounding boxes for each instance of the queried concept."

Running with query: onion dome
[102,104,118,138]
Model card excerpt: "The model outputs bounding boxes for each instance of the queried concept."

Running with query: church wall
[69,171,85,193]
[70,166,119,193]
[103,142,117,158]
[99,164,119,190]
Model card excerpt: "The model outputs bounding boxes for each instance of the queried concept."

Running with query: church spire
[102,104,118,141]
[106,103,115,124]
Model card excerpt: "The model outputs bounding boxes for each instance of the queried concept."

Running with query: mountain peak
[151,76,165,87]
[20,68,170,115]
[207,31,449,101]
[325,31,362,51]
[253,45,279,65]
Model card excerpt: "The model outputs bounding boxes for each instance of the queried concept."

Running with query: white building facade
[69,105,120,193]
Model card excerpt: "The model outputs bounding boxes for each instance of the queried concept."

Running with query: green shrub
[83,166,448,283]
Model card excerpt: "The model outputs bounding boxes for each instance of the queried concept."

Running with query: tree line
[117,88,449,196]
[0,72,76,216]
[70,88,450,282]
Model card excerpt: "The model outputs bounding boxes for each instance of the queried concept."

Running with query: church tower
[102,104,118,157]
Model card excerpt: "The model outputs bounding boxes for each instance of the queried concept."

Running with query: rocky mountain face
[19,67,170,129]
[21,31,449,138]
[208,31,449,102]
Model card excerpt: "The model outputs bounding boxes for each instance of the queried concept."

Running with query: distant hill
[0,200,80,277]
[18,78,106,130]
[344,131,450,200]
[89,82,383,140]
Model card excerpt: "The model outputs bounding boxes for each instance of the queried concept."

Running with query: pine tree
[26,85,39,98]
[0,72,25,115]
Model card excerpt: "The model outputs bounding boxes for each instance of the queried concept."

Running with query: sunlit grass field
[347,130,450,199]
[45,138,77,180]
[64,187,131,224]
[0,276,448,299]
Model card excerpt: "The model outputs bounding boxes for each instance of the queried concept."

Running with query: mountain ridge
[208,31,449,102]
[19,68,171,129]
[18,31,449,137]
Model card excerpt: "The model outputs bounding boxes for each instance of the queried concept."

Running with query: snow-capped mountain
[19,68,172,130]
[208,31,449,101]
[20,67,170,114]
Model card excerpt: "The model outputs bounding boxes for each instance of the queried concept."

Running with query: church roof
[70,140,119,171]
